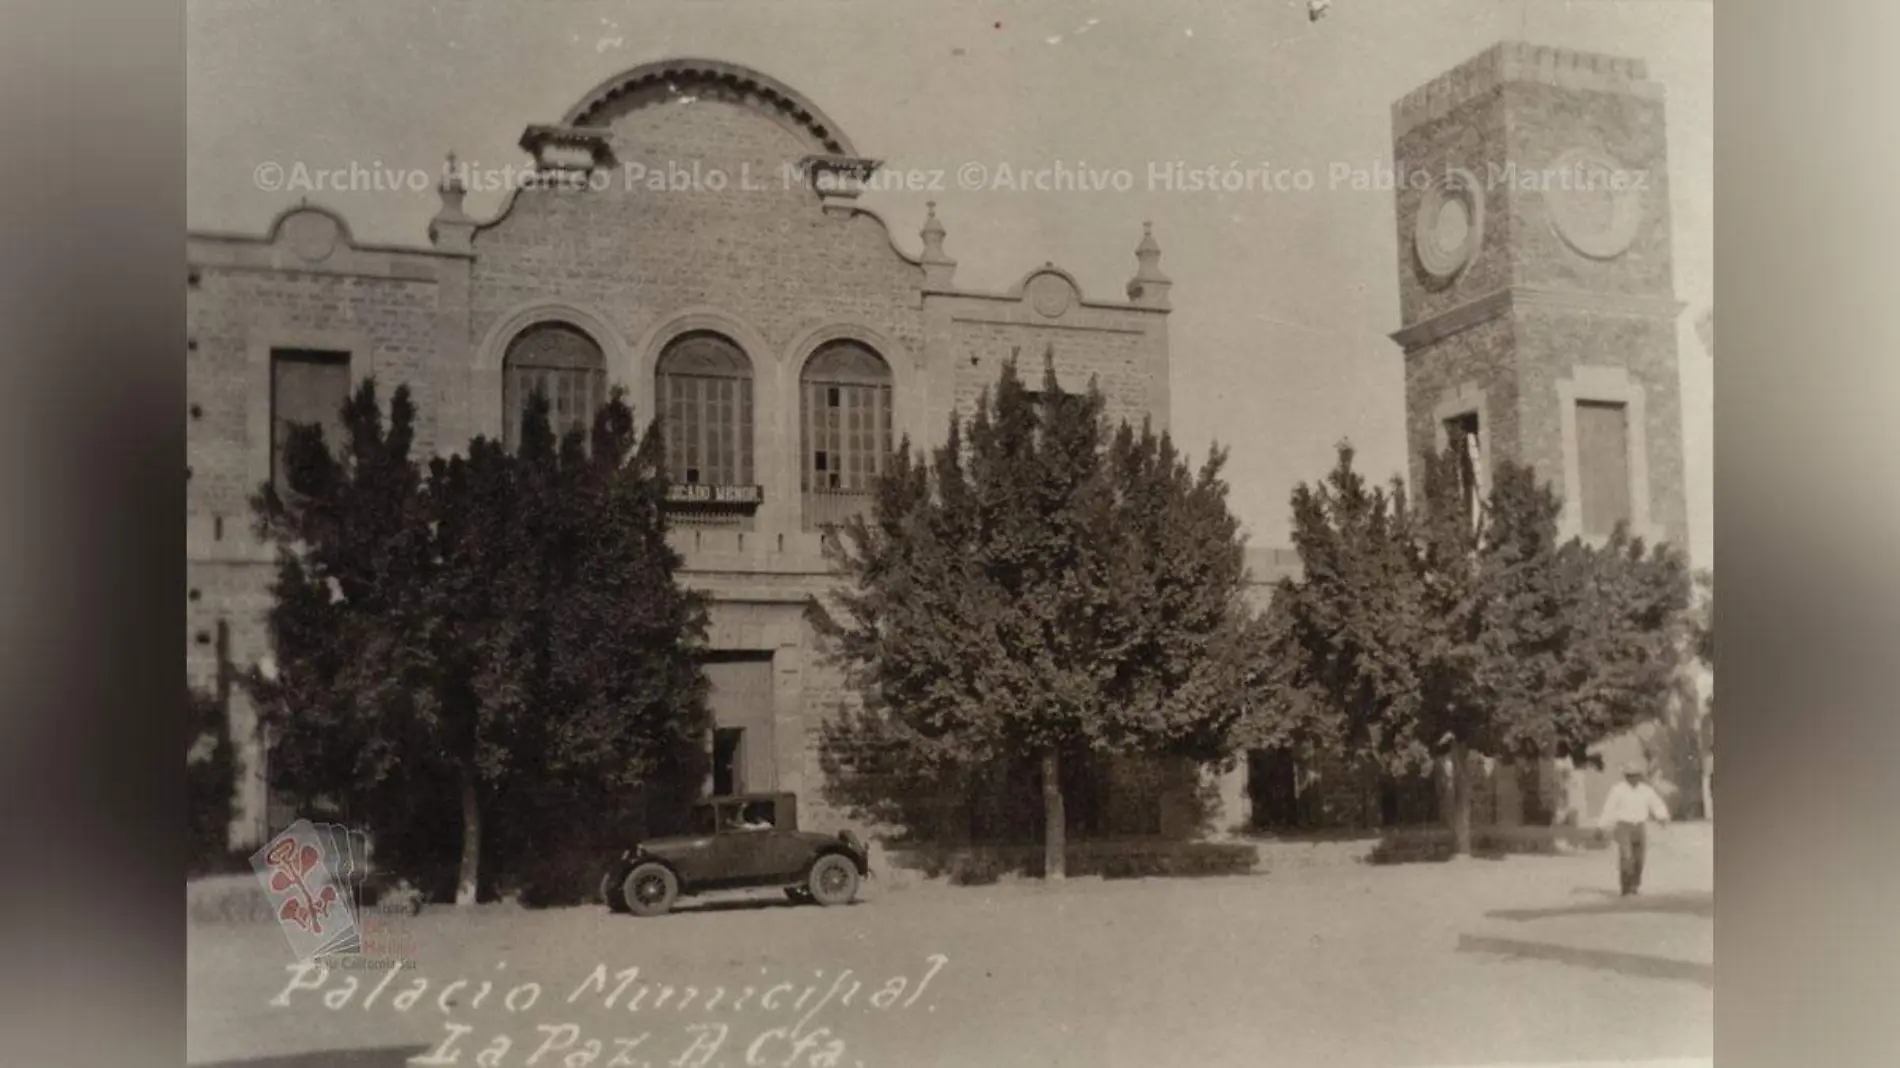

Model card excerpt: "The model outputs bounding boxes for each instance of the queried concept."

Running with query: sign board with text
[666,484,764,506]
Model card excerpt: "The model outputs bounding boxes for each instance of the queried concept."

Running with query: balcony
[802,487,875,532]
[664,482,762,531]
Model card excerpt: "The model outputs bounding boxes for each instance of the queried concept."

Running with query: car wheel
[621,862,678,917]
[807,854,859,907]
[784,886,814,905]
[601,867,630,913]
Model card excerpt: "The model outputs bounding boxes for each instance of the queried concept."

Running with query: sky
[186,0,1713,565]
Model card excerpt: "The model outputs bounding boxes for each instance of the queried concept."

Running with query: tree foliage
[248,381,709,903]
[1690,568,1714,808]
[1422,456,1690,765]
[1241,444,1426,767]
[1691,569,1714,673]
[187,685,236,875]
[1254,444,1692,851]
[812,358,1258,875]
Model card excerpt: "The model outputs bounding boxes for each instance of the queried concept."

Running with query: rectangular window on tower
[1575,400,1633,537]
[270,349,351,497]
[1443,412,1481,521]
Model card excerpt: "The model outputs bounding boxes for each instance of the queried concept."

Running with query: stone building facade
[1227,42,1705,839]
[1389,41,1700,826]
[187,59,1182,848]
[1392,41,1687,550]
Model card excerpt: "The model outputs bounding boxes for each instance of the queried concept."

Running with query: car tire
[807,854,859,907]
[621,862,678,917]
[601,866,631,913]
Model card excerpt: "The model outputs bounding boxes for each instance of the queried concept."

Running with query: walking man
[1597,761,1671,895]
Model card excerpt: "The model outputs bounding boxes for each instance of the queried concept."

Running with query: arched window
[800,339,893,528]
[656,332,754,487]
[502,322,606,451]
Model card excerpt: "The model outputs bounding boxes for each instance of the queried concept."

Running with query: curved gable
[562,59,855,157]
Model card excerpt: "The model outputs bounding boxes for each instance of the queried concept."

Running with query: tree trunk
[456,770,481,906]
[1041,747,1066,882]
[1449,739,1473,857]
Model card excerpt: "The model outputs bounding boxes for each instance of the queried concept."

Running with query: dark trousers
[1613,821,1648,894]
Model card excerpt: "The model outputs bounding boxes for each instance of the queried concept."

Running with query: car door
[698,802,756,888]
[723,823,784,884]
[757,826,817,883]
[665,805,722,886]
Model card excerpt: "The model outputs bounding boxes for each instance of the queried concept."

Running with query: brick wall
[465,99,926,454]
[1392,88,1511,331]
[1502,78,1674,300]
[188,248,450,517]
[1391,42,1670,324]
[1402,314,1522,495]
[1392,42,1686,549]
[187,209,468,846]
[186,62,1175,851]
[1365,42,1699,838]
[1514,308,1688,545]
[933,286,1168,434]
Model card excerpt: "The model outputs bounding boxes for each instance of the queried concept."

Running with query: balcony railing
[664,483,762,531]
[803,488,875,531]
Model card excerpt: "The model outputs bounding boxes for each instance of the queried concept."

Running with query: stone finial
[442,150,464,191]
[920,200,957,289]
[1126,221,1171,309]
[429,149,475,253]
[921,201,948,255]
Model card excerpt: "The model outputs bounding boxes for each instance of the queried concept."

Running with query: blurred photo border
[1,1,1896,1066]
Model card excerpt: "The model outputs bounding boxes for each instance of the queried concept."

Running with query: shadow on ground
[1457,934,1714,988]
[884,840,1258,884]
[673,897,799,915]
[661,895,875,916]
[197,1047,432,1068]
[1365,826,1611,865]
[1487,890,1713,922]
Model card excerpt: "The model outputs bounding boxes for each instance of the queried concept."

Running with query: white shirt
[1598,780,1670,828]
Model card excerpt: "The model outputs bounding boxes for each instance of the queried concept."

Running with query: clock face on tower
[1414,167,1485,283]
[1545,147,1647,260]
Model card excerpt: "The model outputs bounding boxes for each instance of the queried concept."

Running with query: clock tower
[1390,42,1687,548]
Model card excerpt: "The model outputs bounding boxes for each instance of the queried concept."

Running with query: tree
[1258,444,1692,855]
[812,358,1257,879]
[1428,457,1690,851]
[1240,445,1428,789]
[187,684,236,874]
[250,381,709,904]
[1689,569,1714,816]
[1690,569,1714,682]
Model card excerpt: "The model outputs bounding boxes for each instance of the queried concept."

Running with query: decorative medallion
[1026,271,1075,319]
[1545,147,1646,260]
[281,210,340,263]
[1414,167,1485,283]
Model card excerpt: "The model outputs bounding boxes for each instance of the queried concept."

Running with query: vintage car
[601,792,871,916]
